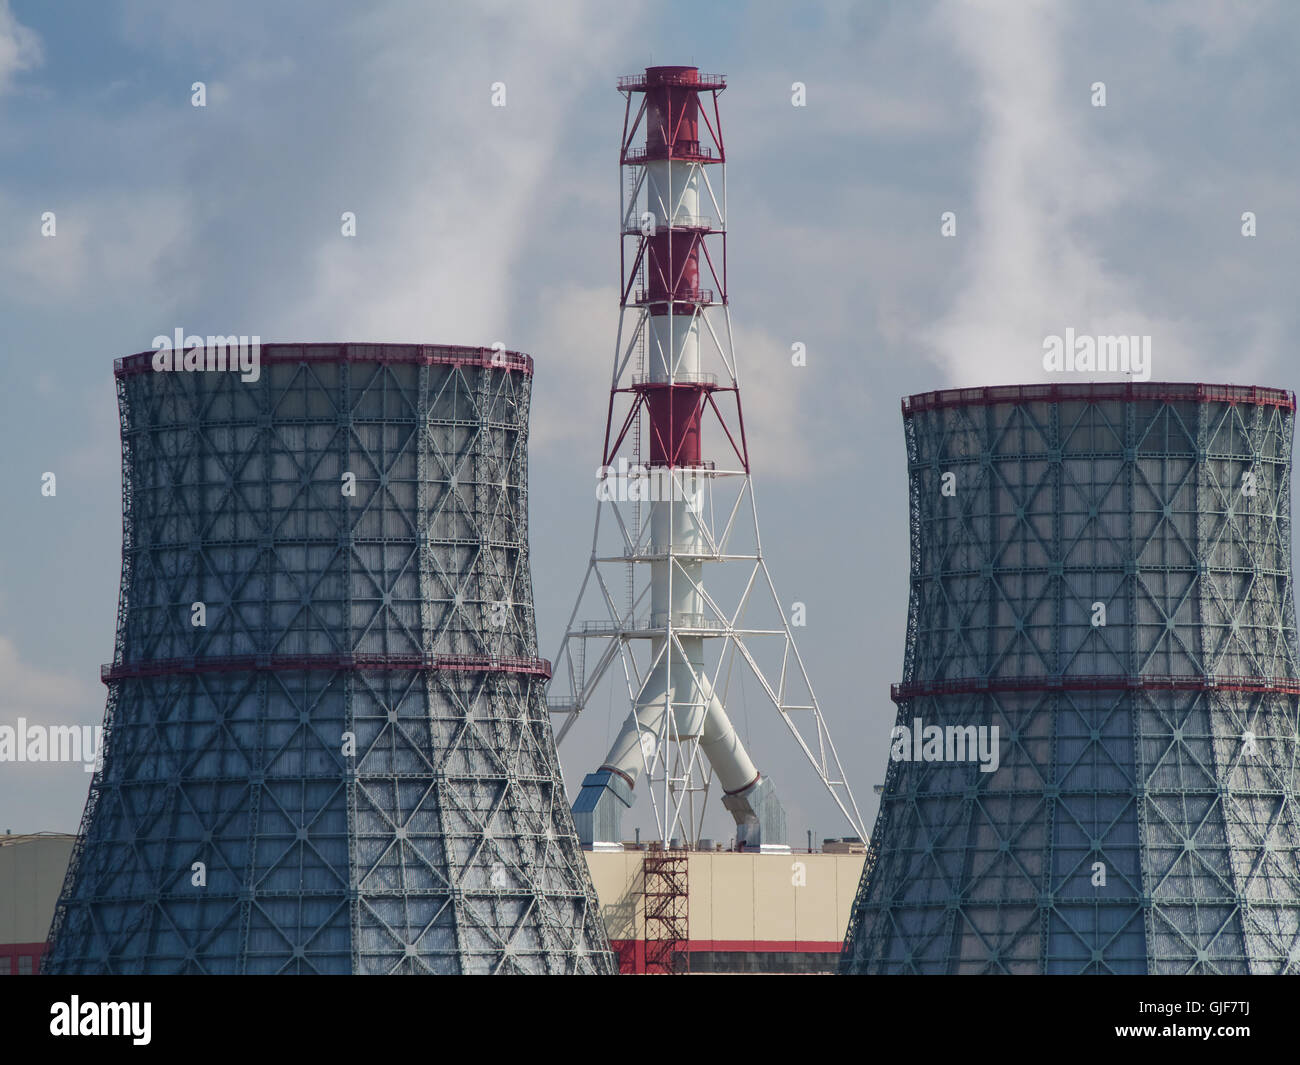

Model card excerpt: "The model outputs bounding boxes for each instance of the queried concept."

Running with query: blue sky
[2,0,1298,842]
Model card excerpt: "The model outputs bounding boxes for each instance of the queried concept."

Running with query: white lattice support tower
[548,66,865,852]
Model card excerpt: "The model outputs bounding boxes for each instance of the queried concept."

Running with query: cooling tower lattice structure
[843,382,1300,975]
[45,343,614,975]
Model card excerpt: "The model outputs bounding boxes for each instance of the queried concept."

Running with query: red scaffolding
[642,851,689,974]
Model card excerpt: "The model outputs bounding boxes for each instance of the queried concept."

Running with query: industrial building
[14,62,1298,980]
[844,382,1300,974]
[587,847,863,973]
[0,833,75,974]
[44,342,613,974]
[4,828,860,975]
[0,63,871,980]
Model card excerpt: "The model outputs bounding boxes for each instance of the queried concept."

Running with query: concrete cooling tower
[843,382,1300,974]
[45,342,615,974]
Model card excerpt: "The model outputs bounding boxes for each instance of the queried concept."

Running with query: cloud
[730,324,822,479]
[0,636,100,832]
[1138,0,1276,54]
[922,0,1237,386]
[64,377,123,481]
[526,282,614,454]
[0,191,194,310]
[269,2,641,347]
[0,637,97,726]
[0,0,40,95]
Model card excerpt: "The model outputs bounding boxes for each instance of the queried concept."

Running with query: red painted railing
[102,652,552,683]
[618,72,726,91]
[622,145,720,166]
[114,343,534,378]
[633,287,714,305]
[892,673,1300,701]
[902,382,1296,415]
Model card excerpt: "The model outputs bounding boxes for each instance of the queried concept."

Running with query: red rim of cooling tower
[903,381,1296,415]
[113,342,535,378]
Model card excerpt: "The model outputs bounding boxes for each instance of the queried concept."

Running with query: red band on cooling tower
[902,382,1296,415]
[114,343,534,378]
[891,674,1300,701]
[101,652,552,684]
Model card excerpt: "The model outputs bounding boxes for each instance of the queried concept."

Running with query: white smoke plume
[924,0,1225,387]
[0,0,40,95]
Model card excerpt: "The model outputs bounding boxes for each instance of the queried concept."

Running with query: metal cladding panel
[898,394,1296,682]
[46,346,615,974]
[843,386,1300,974]
[111,359,534,662]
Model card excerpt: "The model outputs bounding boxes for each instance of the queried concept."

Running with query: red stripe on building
[0,942,48,975]
[609,939,843,974]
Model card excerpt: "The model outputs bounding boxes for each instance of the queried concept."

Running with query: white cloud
[923,0,1229,386]
[527,282,615,454]
[0,0,40,95]
[0,636,100,832]
[274,2,640,346]
[0,637,97,726]
[730,324,821,479]
[0,191,194,309]
[64,378,124,481]
[1139,0,1276,54]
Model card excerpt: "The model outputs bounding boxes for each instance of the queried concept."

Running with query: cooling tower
[45,343,615,974]
[843,382,1300,974]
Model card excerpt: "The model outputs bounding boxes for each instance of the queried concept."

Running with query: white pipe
[594,155,763,804]
[648,314,701,383]
[646,159,700,228]
[599,638,758,796]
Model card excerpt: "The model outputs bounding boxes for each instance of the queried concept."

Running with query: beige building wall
[0,833,75,945]
[586,850,865,943]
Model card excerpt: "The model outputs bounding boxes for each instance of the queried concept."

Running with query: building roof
[0,832,77,847]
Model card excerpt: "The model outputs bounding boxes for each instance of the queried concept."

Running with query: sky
[1,0,1298,844]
